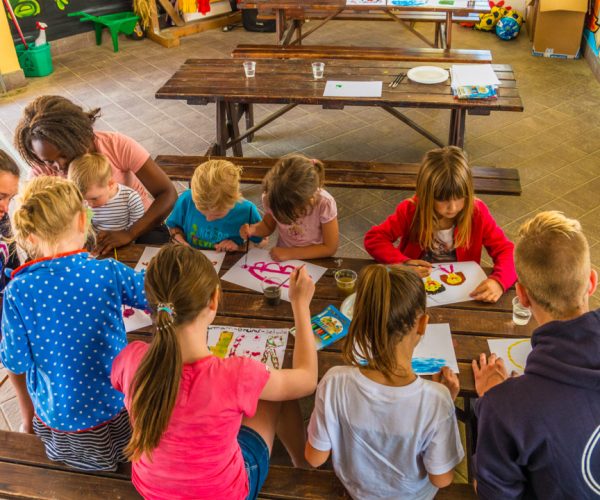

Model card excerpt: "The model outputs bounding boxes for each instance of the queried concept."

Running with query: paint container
[262,277,283,306]
[334,269,357,296]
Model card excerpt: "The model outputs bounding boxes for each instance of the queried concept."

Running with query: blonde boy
[68,153,145,232]
[472,211,599,499]
[166,160,262,251]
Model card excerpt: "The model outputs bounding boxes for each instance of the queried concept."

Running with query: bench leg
[448,109,466,148]
[434,22,440,48]
[445,12,452,49]
[214,100,229,156]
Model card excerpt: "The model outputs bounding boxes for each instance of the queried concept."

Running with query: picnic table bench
[231,45,493,63]
[156,154,522,195]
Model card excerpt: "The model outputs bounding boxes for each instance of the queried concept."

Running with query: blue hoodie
[474,309,600,499]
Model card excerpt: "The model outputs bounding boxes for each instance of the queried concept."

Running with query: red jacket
[364,197,517,291]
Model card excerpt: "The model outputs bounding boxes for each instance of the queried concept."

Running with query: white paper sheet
[207,326,289,369]
[412,323,459,375]
[323,80,383,98]
[347,0,386,4]
[424,261,488,307]
[134,246,225,274]
[122,306,153,332]
[221,248,327,302]
[487,338,532,375]
[450,64,501,88]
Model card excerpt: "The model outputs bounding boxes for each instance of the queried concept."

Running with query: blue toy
[495,16,520,40]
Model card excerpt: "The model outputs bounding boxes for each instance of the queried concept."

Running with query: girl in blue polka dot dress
[0,176,147,471]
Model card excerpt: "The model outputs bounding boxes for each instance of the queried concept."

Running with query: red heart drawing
[245,261,296,288]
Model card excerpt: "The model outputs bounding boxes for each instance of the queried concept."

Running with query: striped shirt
[92,184,145,231]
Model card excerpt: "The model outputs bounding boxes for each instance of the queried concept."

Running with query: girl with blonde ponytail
[112,244,318,500]
[305,265,464,499]
[0,176,147,471]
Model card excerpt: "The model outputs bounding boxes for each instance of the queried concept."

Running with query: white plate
[340,293,356,320]
[407,66,449,84]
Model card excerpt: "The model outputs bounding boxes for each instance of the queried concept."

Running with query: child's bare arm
[168,227,190,247]
[8,371,34,433]
[270,218,339,261]
[240,214,277,240]
[305,442,331,468]
[428,470,454,488]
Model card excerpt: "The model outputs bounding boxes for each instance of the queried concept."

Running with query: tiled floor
[1,15,599,460]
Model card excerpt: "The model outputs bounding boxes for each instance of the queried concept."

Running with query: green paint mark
[336,84,343,88]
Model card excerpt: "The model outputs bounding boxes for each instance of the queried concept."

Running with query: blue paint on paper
[411,357,446,374]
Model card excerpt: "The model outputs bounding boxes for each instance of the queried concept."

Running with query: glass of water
[243,61,256,78]
[312,62,325,79]
[512,297,532,325]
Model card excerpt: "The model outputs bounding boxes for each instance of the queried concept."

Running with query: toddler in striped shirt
[68,152,145,233]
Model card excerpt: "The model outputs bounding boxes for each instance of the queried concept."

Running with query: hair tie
[157,303,176,317]
[311,158,317,165]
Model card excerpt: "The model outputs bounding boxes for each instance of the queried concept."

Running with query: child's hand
[171,234,191,247]
[403,260,432,278]
[470,278,503,303]
[240,223,254,241]
[270,247,292,262]
[472,353,509,397]
[289,266,315,306]
[215,240,239,252]
[432,366,460,401]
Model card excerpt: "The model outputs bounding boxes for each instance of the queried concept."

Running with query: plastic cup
[335,269,357,296]
[512,297,532,326]
[312,62,325,79]
[243,61,256,78]
[261,277,283,306]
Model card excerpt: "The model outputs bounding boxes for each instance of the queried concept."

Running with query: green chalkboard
[7,0,132,42]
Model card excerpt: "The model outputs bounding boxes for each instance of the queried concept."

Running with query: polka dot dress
[0,252,147,432]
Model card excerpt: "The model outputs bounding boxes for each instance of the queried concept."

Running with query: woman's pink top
[31,131,151,209]
[364,196,517,291]
[111,341,270,500]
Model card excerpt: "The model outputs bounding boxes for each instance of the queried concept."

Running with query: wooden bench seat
[232,44,492,63]
[157,155,521,196]
[0,430,475,499]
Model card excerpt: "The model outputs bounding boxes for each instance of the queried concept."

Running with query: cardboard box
[529,0,587,59]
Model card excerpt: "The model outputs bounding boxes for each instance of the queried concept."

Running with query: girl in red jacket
[364,146,516,303]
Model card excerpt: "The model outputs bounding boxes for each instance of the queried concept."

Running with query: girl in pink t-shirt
[14,95,177,256]
[241,154,339,262]
[111,244,317,500]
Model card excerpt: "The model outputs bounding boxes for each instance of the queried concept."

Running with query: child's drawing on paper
[487,338,532,375]
[424,261,487,307]
[221,249,327,301]
[412,323,459,375]
[122,306,152,332]
[207,326,289,369]
[135,246,225,273]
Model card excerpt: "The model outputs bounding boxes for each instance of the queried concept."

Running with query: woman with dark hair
[14,95,178,254]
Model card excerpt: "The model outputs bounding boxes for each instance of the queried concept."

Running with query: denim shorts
[238,425,270,500]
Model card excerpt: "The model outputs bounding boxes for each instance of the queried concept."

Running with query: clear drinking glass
[335,269,357,296]
[312,62,325,79]
[512,296,532,325]
[243,61,256,78]
[261,277,283,306]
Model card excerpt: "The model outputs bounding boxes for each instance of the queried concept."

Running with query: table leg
[455,109,466,148]
[276,9,286,45]
[226,103,244,157]
[243,104,254,143]
[215,100,229,156]
[449,109,457,146]
[445,12,452,49]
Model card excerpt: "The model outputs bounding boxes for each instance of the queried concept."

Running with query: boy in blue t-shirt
[167,160,262,251]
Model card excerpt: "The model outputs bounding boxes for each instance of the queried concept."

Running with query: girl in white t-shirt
[305,265,464,500]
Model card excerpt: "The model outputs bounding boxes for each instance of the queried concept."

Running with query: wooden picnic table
[155,58,523,155]
[239,0,490,48]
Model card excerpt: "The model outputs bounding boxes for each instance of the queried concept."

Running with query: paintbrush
[244,208,252,267]
[277,264,306,289]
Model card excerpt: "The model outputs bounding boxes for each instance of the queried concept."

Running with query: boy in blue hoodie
[472,211,600,499]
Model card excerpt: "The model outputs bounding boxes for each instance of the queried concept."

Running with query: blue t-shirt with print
[0,252,148,431]
[166,190,262,249]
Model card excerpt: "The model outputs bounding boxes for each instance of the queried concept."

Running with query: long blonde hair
[12,176,86,258]
[343,265,426,381]
[125,244,221,461]
[411,146,474,250]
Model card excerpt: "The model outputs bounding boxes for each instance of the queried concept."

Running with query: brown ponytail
[343,265,426,380]
[125,244,220,461]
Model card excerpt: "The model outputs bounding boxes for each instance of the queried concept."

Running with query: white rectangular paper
[134,246,225,274]
[450,64,501,88]
[347,0,386,4]
[221,248,327,302]
[207,326,289,369]
[122,306,152,332]
[424,261,488,307]
[412,323,459,375]
[323,80,383,98]
[487,338,531,375]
